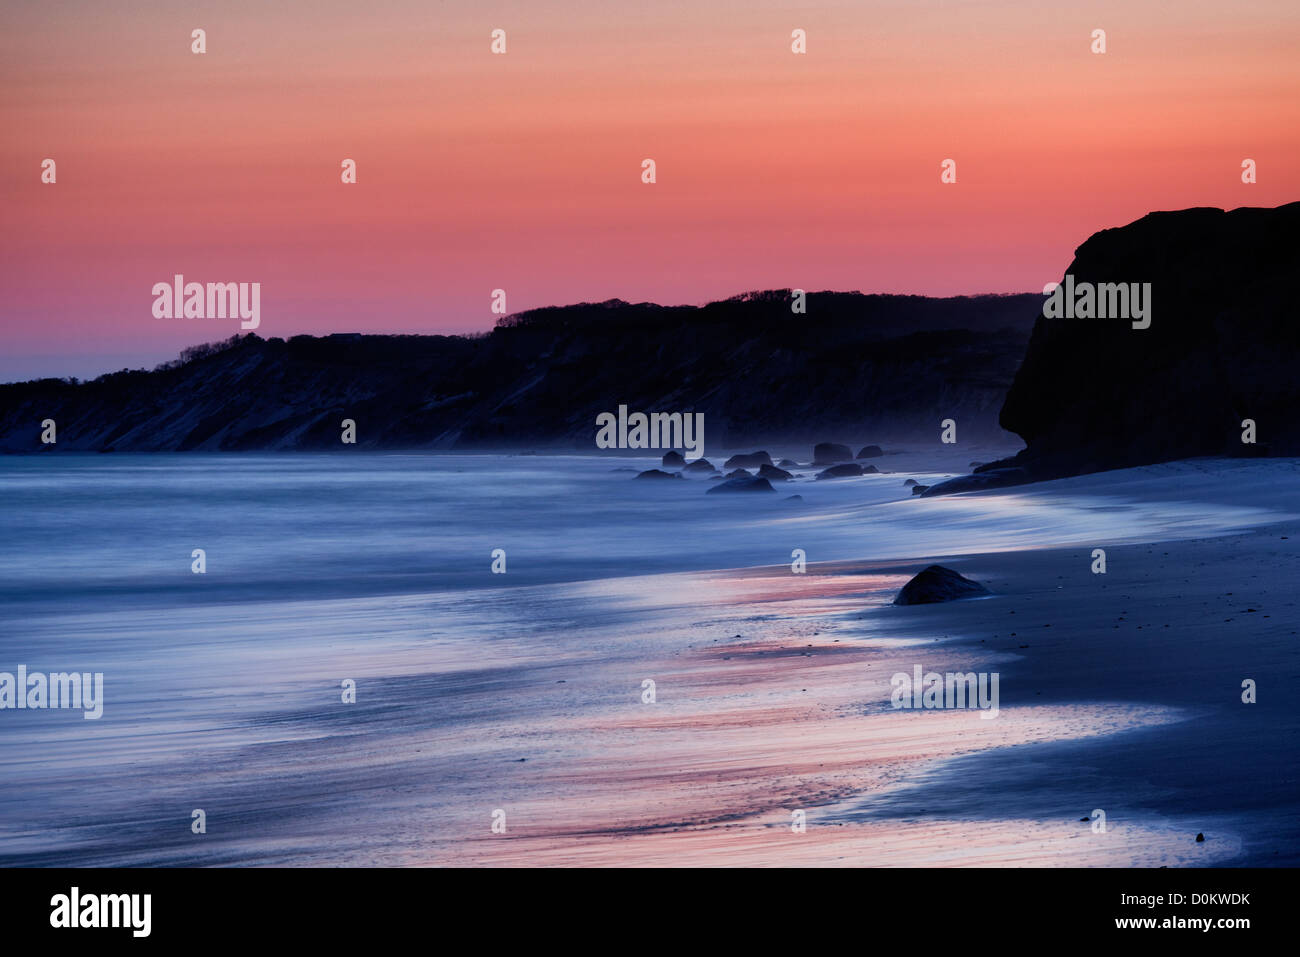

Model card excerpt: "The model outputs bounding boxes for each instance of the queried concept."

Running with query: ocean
[0,452,1288,865]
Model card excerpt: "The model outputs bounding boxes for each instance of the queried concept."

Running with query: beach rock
[634,469,680,481]
[1196,833,1205,842]
[994,202,1300,481]
[904,478,918,486]
[662,450,685,468]
[911,484,930,495]
[893,565,990,605]
[862,464,879,474]
[707,476,776,494]
[856,445,884,458]
[724,451,772,469]
[785,494,803,502]
[725,468,753,479]
[757,463,793,481]
[681,458,715,474]
[777,458,800,468]
[816,463,863,480]
[812,442,854,465]
[919,467,1029,497]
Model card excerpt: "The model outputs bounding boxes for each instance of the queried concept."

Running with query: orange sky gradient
[2,0,1298,379]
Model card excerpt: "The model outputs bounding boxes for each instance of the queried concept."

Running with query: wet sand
[2,458,1296,867]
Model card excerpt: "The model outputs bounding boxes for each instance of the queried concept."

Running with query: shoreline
[1,457,1297,866]
[435,461,1300,866]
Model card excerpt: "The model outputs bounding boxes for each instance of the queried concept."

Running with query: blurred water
[0,452,1280,610]
[0,453,1287,864]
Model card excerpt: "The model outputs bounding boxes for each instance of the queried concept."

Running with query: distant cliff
[0,291,1039,452]
[926,202,1300,494]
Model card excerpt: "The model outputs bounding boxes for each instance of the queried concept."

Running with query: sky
[2,0,1297,381]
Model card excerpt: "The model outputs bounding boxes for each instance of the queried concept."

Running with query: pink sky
[2,0,1297,379]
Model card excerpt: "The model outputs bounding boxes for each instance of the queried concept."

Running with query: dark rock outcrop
[757,463,793,481]
[816,463,863,480]
[921,467,1028,497]
[706,476,776,494]
[812,442,854,465]
[724,451,772,469]
[725,468,753,479]
[681,458,715,474]
[893,565,990,605]
[938,202,1300,493]
[777,458,800,468]
[662,451,685,468]
[634,469,680,480]
[856,445,884,458]
[911,484,930,495]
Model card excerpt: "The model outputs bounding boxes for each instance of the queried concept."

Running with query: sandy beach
[439,520,1298,867]
[1,454,1296,867]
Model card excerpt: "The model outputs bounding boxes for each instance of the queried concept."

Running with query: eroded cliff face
[996,202,1300,477]
[0,291,1038,452]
